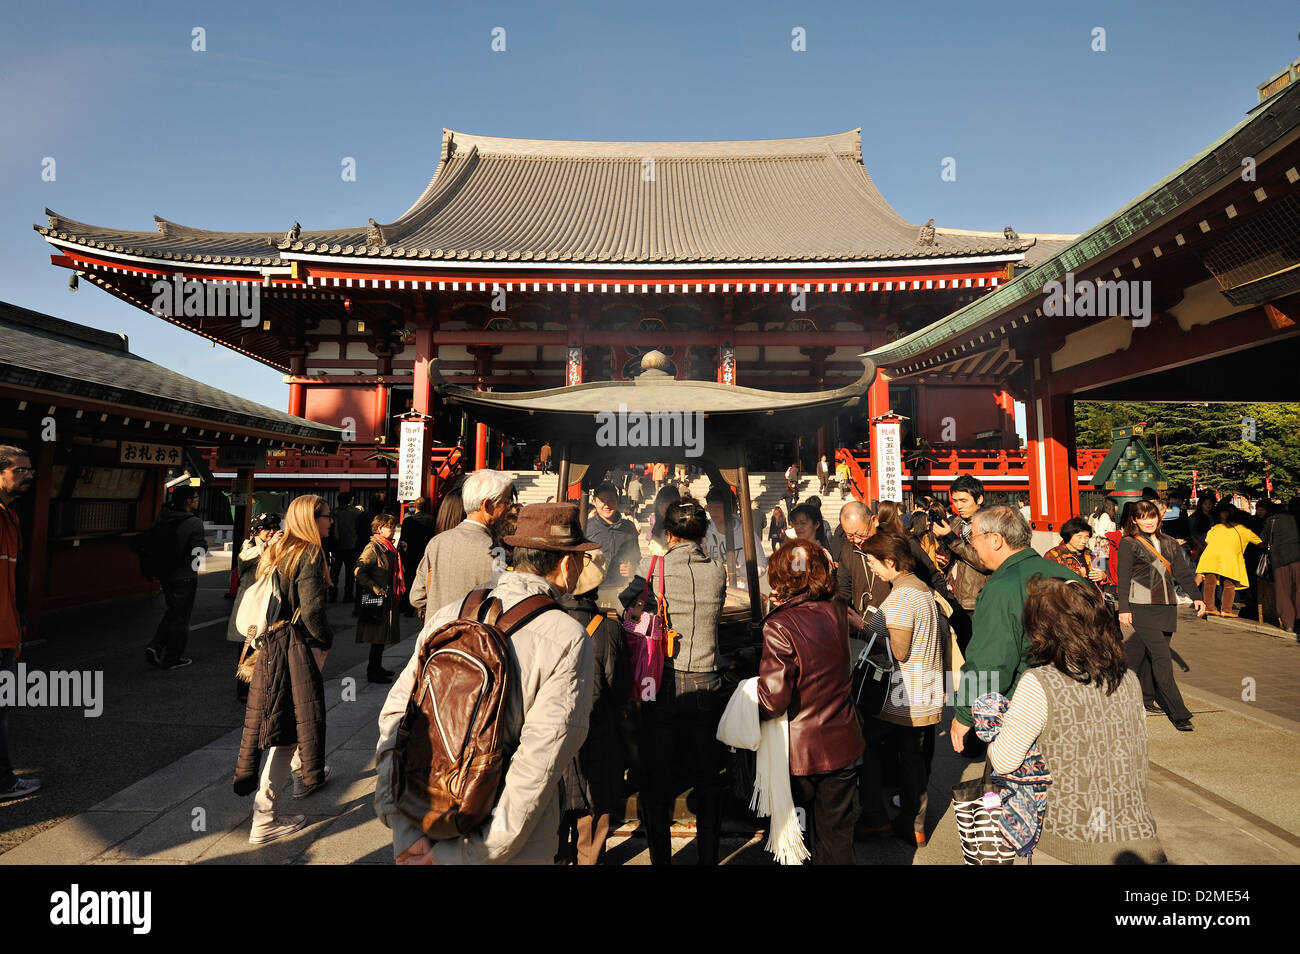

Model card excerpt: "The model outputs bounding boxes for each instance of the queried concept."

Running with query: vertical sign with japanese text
[397,420,425,502]
[876,421,903,503]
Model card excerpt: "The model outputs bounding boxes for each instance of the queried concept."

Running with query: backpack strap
[584,614,603,637]
[495,594,560,638]
[459,587,493,621]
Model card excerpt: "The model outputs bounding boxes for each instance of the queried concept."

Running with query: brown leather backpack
[390,587,559,839]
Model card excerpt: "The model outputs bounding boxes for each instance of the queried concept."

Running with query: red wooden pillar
[1026,358,1078,530]
[994,389,1016,447]
[472,347,494,471]
[412,318,437,501]
[287,354,307,418]
[866,370,890,504]
[373,383,388,443]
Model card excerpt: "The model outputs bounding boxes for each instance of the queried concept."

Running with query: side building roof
[0,300,341,447]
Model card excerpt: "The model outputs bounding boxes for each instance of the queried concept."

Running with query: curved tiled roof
[37,130,1036,268]
[0,300,341,445]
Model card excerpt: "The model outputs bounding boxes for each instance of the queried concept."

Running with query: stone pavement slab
[6,617,1300,865]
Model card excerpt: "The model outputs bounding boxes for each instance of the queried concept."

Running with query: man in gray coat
[375,503,596,864]
[408,469,514,618]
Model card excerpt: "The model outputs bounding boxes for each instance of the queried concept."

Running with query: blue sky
[1,0,1294,414]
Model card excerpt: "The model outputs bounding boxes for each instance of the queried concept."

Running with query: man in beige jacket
[408,469,513,618]
[374,503,596,864]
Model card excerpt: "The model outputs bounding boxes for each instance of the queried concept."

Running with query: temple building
[35,129,1075,504]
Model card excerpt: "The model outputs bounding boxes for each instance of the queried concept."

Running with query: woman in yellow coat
[1195,502,1261,617]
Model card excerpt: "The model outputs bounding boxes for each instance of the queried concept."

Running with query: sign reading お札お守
[118,442,182,466]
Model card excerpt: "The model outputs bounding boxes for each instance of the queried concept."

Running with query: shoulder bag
[622,555,670,702]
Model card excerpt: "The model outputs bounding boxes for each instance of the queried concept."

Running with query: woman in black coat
[354,513,403,683]
[556,552,631,865]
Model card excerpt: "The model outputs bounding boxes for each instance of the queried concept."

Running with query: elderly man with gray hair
[948,505,1078,756]
[409,469,515,619]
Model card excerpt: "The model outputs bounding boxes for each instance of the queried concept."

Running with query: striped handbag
[951,770,1018,866]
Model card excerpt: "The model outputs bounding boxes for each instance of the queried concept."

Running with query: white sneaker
[249,814,307,845]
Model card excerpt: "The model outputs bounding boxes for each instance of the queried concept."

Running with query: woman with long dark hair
[1117,499,1206,731]
[433,479,467,535]
[768,503,788,554]
[988,576,1166,864]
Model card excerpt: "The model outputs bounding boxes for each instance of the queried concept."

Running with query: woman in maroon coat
[758,540,865,865]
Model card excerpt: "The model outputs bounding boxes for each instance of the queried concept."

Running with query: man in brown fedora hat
[376,503,597,865]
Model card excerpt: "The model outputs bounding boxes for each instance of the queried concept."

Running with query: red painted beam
[299,265,1007,288]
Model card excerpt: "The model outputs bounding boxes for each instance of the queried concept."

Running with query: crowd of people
[4,438,1297,864]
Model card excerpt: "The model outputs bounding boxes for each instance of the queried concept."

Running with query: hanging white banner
[396,421,425,502]
[876,421,903,502]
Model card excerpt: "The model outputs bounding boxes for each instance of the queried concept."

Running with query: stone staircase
[507,470,858,548]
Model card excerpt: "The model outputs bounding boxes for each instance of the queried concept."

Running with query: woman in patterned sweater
[989,577,1166,865]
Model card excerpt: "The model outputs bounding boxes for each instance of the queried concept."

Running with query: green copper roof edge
[867,81,1300,370]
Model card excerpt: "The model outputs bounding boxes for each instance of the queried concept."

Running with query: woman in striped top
[857,531,948,848]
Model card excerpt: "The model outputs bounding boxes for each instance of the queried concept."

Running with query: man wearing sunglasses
[949,506,1077,757]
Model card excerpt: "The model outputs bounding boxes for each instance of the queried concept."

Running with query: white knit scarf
[716,677,810,865]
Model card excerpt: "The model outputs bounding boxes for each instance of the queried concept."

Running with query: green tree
[1074,402,1300,498]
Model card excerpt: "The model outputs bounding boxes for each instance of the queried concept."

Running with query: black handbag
[359,589,388,622]
[850,626,894,716]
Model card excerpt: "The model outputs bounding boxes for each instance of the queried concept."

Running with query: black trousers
[336,547,360,600]
[1125,605,1191,723]
[639,669,724,865]
[949,604,974,656]
[149,576,197,664]
[791,766,859,865]
[860,719,936,835]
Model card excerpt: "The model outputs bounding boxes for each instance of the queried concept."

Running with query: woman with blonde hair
[235,494,335,845]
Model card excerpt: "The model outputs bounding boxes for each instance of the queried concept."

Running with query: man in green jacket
[950,505,1078,754]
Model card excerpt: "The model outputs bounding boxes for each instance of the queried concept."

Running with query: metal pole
[737,464,762,626]
[556,454,570,505]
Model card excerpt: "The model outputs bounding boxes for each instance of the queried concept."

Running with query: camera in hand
[927,508,948,527]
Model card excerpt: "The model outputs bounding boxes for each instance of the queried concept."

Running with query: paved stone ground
[3,566,1298,865]
[5,590,1294,868]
